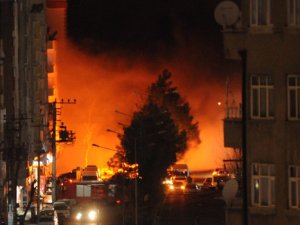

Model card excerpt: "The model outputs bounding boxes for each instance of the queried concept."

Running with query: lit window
[251,163,275,207]
[289,165,300,208]
[250,0,272,26]
[287,75,300,120]
[287,0,300,26]
[251,75,274,119]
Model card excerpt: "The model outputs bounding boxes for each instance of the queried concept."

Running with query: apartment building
[220,0,300,225]
[0,0,49,222]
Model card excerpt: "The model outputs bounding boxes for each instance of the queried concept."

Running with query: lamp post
[91,143,125,225]
[106,129,138,225]
[49,99,76,203]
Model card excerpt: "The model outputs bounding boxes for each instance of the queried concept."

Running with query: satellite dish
[214,1,240,27]
[222,179,238,206]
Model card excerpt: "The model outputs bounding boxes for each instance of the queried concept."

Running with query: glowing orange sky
[47,7,241,175]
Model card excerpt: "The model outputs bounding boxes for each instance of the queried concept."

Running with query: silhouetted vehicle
[167,181,186,193]
[71,202,100,225]
[185,183,200,193]
[202,177,216,190]
[38,208,58,225]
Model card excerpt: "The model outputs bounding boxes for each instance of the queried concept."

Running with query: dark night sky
[66,0,228,62]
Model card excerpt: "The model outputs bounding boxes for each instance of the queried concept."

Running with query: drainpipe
[239,49,248,225]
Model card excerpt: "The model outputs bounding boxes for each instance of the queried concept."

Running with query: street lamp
[91,144,118,152]
[91,143,125,225]
[106,129,138,225]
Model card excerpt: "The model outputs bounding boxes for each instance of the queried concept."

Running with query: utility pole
[239,49,248,225]
[51,100,57,203]
[106,127,138,225]
[49,99,76,203]
[4,115,30,225]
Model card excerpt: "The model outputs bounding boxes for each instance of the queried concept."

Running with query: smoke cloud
[47,2,241,175]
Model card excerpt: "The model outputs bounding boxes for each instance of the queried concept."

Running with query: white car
[53,201,70,220]
[44,191,53,204]
[38,208,58,225]
[16,207,31,222]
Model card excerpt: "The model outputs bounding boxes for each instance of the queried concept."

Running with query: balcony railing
[224,102,242,148]
[225,102,242,119]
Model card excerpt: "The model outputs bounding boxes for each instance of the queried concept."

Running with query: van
[81,165,99,181]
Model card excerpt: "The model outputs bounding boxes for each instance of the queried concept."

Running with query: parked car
[185,183,200,193]
[202,177,217,190]
[38,208,58,225]
[193,177,206,190]
[16,206,32,222]
[53,201,70,221]
[213,175,230,190]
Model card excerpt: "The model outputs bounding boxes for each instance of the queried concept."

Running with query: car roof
[41,208,54,212]
[53,201,67,205]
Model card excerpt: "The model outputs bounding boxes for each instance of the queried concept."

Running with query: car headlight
[88,210,97,221]
[75,212,82,221]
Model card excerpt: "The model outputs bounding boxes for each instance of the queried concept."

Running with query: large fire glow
[47,6,240,175]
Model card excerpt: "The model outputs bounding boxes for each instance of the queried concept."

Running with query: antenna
[214,1,240,29]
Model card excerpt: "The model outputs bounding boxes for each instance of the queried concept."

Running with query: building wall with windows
[0,0,49,219]
[222,0,300,225]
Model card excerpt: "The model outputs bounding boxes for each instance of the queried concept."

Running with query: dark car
[185,183,200,193]
[71,203,100,225]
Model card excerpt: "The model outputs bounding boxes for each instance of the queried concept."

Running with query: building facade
[0,0,49,222]
[221,0,300,225]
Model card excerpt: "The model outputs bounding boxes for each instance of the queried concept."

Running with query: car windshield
[40,210,54,217]
[174,177,186,180]
[39,217,53,222]
[54,205,67,210]
[82,176,98,181]
[173,182,183,186]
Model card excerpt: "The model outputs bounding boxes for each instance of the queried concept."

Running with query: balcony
[47,64,54,73]
[224,104,242,148]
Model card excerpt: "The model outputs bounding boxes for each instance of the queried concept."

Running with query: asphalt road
[155,190,226,225]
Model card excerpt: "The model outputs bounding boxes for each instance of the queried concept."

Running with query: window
[287,75,300,120]
[251,75,274,118]
[251,163,275,206]
[250,0,272,26]
[289,165,300,208]
[287,0,300,26]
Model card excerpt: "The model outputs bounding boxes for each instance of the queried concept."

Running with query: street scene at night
[1,0,300,225]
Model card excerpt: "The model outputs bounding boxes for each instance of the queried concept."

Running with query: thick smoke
[47,1,241,175]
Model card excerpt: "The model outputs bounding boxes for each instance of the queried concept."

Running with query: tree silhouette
[121,102,186,198]
[148,69,200,151]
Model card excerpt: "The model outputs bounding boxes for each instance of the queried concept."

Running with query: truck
[168,164,190,183]
[58,179,120,205]
[81,165,100,181]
